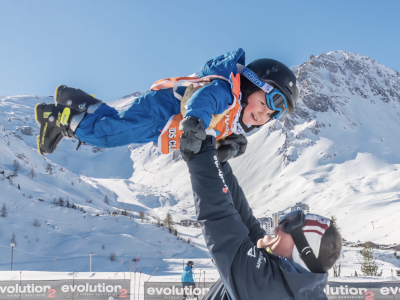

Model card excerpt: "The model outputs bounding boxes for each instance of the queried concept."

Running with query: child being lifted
[35,48,299,161]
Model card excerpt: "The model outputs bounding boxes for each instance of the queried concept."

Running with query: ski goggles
[240,67,289,120]
[279,210,306,233]
[279,210,331,234]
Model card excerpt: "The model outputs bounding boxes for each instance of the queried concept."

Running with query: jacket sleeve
[220,161,266,244]
[189,269,194,282]
[187,136,250,299]
[184,79,233,128]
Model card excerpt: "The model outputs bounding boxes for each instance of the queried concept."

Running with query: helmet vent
[285,85,293,95]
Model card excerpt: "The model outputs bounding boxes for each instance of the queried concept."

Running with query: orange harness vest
[150,73,241,154]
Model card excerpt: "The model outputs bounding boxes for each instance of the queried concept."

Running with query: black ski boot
[35,103,86,155]
[55,85,103,113]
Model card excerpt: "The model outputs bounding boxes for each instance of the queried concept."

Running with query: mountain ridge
[0,50,399,271]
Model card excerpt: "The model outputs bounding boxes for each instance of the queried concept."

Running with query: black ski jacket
[187,136,328,300]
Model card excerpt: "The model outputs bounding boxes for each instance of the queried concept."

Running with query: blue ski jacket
[181,265,195,284]
[75,49,246,148]
[187,136,329,300]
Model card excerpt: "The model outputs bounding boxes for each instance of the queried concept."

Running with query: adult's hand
[217,134,247,162]
[179,116,206,162]
[257,235,279,249]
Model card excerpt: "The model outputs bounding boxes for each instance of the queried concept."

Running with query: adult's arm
[187,136,251,299]
[220,161,266,244]
[187,136,295,300]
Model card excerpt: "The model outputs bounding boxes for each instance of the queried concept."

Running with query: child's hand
[217,134,247,162]
[179,116,206,161]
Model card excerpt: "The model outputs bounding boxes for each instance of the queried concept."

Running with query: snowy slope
[0,95,207,272]
[0,50,399,274]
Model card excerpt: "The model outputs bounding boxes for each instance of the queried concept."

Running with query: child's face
[242,89,276,126]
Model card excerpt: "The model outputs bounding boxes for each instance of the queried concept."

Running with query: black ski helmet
[187,261,194,267]
[239,58,299,132]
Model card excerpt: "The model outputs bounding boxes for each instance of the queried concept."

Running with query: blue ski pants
[74,89,181,148]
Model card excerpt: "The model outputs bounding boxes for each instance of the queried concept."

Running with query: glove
[179,116,206,162]
[217,134,247,162]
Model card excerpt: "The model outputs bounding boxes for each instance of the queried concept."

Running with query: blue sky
[0,0,399,100]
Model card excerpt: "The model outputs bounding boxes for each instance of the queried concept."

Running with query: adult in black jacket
[186,136,341,300]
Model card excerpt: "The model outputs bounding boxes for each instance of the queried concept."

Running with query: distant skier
[181,261,195,300]
[185,135,343,300]
[34,48,299,162]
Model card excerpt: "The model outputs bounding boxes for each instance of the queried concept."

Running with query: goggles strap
[240,67,275,94]
[291,227,325,273]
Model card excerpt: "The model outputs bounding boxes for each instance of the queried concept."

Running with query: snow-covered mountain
[0,50,399,273]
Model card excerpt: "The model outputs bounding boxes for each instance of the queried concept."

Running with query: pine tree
[1,203,7,218]
[109,252,117,262]
[104,195,110,205]
[45,163,53,175]
[359,242,382,276]
[28,167,36,178]
[333,263,341,277]
[139,211,145,222]
[164,212,174,229]
[33,218,41,227]
[13,160,20,176]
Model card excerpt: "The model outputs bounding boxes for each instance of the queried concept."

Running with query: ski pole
[122,260,125,281]
[146,267,158,283]
[133,259,137,300]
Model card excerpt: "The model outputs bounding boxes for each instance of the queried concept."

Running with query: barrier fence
[0,279,399,299]
[0,279,130,299]
[326,281,400,300]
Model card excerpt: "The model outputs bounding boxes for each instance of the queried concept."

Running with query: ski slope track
[0,51,399,276]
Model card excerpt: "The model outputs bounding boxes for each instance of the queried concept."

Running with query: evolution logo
[145,282,215,299]
[325,282,400,299]
[0,279,129,300]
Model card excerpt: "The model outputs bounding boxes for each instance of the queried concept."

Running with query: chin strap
[239,100,257,133]
[290,227,325,273]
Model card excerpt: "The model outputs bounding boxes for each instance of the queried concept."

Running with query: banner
[0,279,130,300]
[144,282,215,300]
[326,281,400,299]
[1,278,399,299]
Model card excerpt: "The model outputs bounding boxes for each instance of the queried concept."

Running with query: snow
[0,50,400,294]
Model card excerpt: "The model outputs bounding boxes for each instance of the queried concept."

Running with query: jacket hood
[184,265,192,271]
[200,48,245,81]
[279,257,328,300]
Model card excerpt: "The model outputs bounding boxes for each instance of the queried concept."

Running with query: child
[34,48,299,160]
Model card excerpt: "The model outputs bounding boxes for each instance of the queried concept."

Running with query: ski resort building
[257,217,274,235]
[180,220,191,226]
[179,220,200,227]
[272,210,286,229]
[290,202,310,214]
